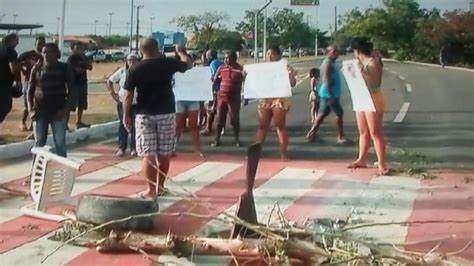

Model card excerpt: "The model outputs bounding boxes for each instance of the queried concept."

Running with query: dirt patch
[0,94,117,144]
[88,62,122,82]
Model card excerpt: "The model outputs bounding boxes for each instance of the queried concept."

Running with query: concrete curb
[382,59,474,73]
[0,121,119,161]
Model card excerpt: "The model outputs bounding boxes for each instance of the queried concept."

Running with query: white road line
[406,83,413,93]
[416,67,428,71]
[0,162,242,265]
[346,176,420,244]
[391,70,398,75]
[199,168,326,236]
[393,102,411,123]
[398,74,406,81]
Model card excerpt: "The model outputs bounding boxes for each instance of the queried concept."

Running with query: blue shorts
[319,97,344,117]
[175,101,200,113]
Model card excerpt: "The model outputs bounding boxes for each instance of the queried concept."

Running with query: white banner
[173,67,213,101]
[243,60,292,99]
[341,59,376,112]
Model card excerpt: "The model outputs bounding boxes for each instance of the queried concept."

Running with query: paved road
[168,58,473,169]
[1,59,473,265]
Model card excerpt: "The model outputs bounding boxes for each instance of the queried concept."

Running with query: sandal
[376,168,392,176]
[347,161,368,169]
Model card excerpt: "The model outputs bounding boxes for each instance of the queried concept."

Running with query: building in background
[151,31,186,49]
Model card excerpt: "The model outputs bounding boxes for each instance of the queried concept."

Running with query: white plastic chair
[20,146,82,221]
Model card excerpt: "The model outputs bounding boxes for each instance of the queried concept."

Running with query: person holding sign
[175,57,204,157]
[348,37,388,175]
[211,51,244,147]
[306,46,347,144]
[255,46,297,161]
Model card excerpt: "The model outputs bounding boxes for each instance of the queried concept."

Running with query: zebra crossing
[0,144,472,265]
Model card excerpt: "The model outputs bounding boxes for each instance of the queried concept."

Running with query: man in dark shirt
[123,38,192,198]
[67,43,92,129]
[18,36,45,134]
[28,43,74,157]
[0,33,21,142]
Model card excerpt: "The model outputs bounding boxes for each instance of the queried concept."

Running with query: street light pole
[94,20,98,35]
[150,16,155,36]
[13,14,18,24]
[56,17,61,35]
[59,0,67,60]
[254,11,258,63]
[254,0,273,63]
[129,0,134,52]
[315,5,319,56]
[0,14,6,24]
[109,12,114,36]
[135,5,144,54]
[263,0,268,61]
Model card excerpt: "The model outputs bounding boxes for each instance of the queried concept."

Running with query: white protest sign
[173,66,213,101]
[341,59,376,112]
[243,60,292,99]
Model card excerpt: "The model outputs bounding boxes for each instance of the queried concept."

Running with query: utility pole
[0,14,6,24]
[126,22,130,36]
[135,5,144,53]
[108,12,114,36]
[150,16,155,36]
[129,0,134,52]
[105,24,109,36]
[56,17,61,35]
[13,14,18,24]
[94,20,98,35]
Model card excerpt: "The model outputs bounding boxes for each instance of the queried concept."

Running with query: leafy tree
[235,9,277,48]
[236,8,327,50]
[171,12,229,50]
[213,30,245,51]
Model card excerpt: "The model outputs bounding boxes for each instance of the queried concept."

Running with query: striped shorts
[135,113,176,157]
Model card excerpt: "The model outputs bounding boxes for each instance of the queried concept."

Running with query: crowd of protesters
[1,33,389,197]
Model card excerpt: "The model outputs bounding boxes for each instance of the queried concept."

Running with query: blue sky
[0,0,470,36]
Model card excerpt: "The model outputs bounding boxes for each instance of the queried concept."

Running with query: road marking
[347,176,420,244]
[200,168,326,235]
[398,74,406,81]
[0,162,241,263]
[406,83,413,93]
[393,102,411,123]
[390,70,398,75]
[416,67,428,71]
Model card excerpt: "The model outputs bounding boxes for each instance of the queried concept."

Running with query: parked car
[85,50,110,63]
[163,46,176,59]
[111,51,125,62]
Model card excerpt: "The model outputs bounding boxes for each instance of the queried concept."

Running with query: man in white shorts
[123,38,192,198]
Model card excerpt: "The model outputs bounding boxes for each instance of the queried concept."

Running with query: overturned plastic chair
[21,146,82,221]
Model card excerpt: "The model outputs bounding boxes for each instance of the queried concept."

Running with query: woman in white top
[106,53,139,157]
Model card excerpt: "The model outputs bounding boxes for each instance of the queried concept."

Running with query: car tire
[76,194,159,230]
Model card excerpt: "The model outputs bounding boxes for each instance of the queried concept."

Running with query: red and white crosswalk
[0,144,473,265]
